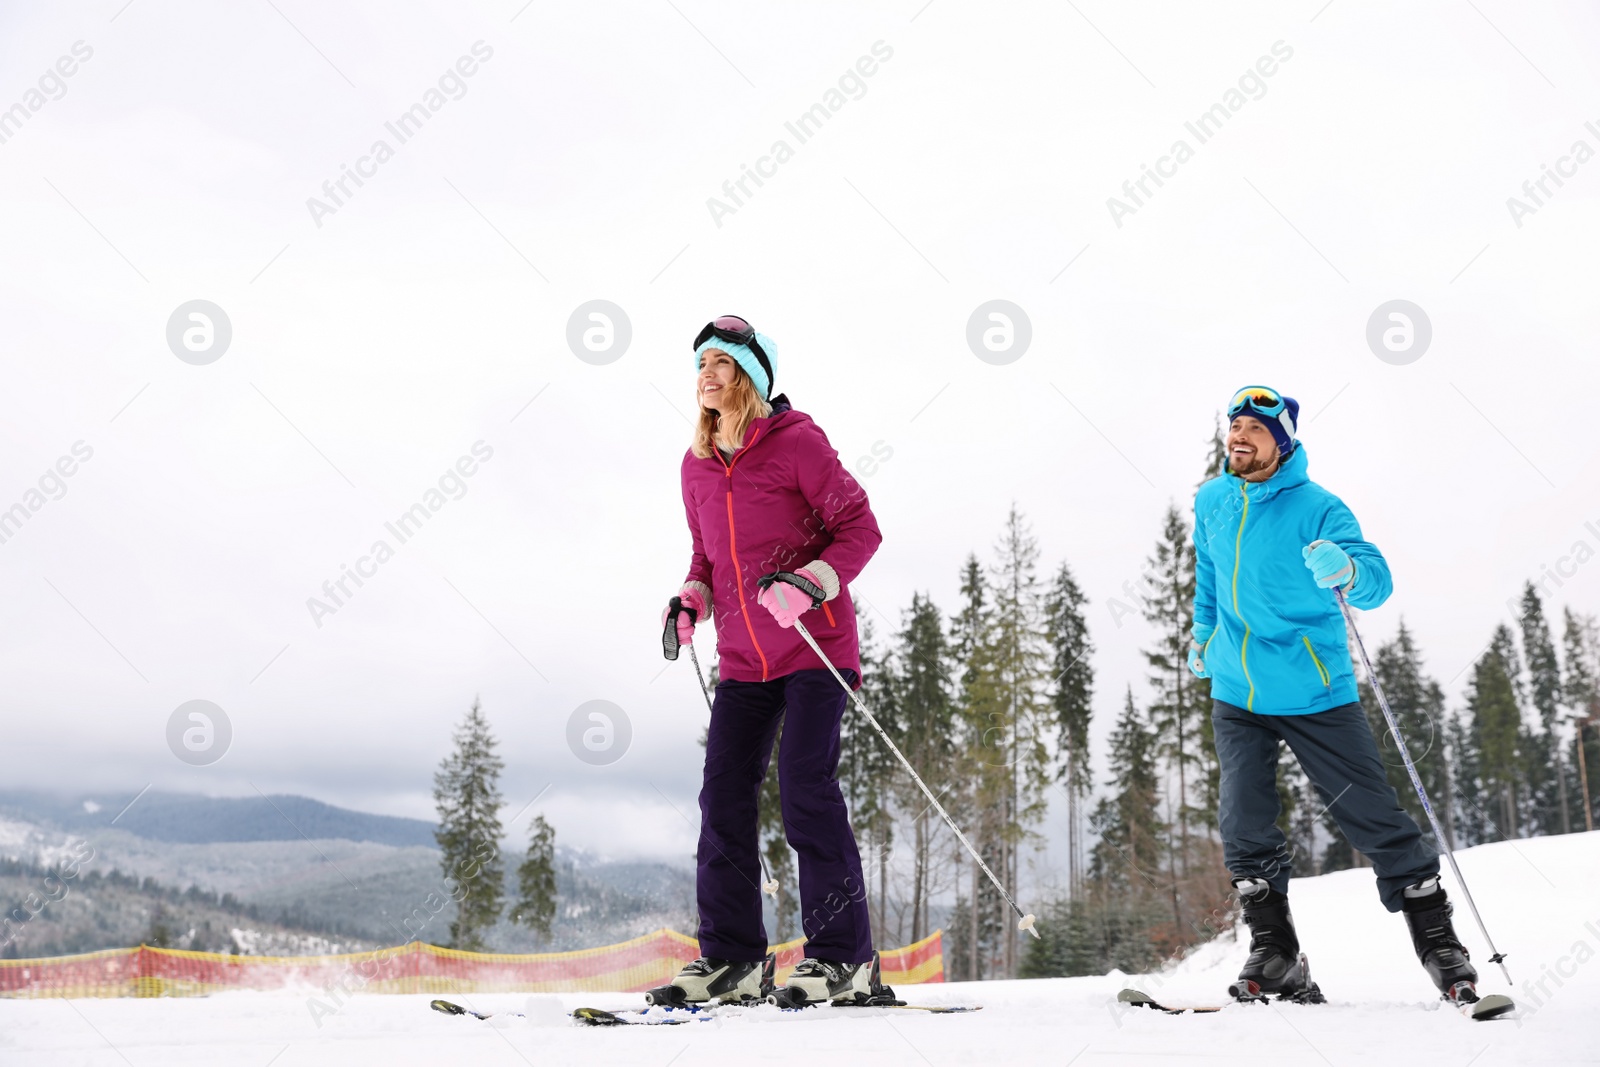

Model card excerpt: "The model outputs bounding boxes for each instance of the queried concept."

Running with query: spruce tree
[1090,688,1164,895]
[1200,412,1228,485]
[512,815,557,940]
[1448,708,1490,847]
[1045,561,1094,898]
[839,616,897,941]
[1366,622,1450,841]
[433,698,506,951]
[1467,627,1524,840]
[1141,504,1205,887]
[948,553,998,979]
[1562,609,1600,831]
[984,506,1051,976]
[1085,688,1168,972]
[1519,584,1569,833]
[1193,422,1225,826]
[1019,892,1098,978]
[893,592,955,943]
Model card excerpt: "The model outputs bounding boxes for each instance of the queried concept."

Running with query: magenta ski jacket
[680,395,881,686]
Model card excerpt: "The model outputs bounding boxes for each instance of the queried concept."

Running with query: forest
[739,431,1600,981]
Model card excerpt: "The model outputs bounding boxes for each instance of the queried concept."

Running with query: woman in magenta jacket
[661,315,883,1005]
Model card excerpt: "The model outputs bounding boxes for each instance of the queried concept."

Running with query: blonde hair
[691,359,772,460]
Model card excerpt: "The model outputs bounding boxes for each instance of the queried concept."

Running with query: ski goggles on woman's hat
[693,315,774,392]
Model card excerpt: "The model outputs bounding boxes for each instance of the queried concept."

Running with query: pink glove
[758,569,824,629]
[662,587,706,645]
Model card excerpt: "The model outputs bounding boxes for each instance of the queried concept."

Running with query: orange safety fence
[0,928,943,999]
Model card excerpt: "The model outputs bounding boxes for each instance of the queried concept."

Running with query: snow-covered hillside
[3,832,1595,1065]
[0,800,696,952]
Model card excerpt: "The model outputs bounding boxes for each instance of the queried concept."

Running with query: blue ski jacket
[1192,443,1392,715]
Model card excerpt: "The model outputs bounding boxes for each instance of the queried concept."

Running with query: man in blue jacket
[1190,385,1479,1004]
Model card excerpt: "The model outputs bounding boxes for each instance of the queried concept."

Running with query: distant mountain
[0,791,699,955]
[0,856,373,959]
[0,790,438,848]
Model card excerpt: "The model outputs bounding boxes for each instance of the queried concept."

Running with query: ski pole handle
[662,596,698,661]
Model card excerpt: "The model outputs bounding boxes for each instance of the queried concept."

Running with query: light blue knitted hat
[694,331,778,400]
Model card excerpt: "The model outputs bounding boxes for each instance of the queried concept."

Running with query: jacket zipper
[1232,482,1256,711]
[1302,636,1331,687]
[717,426,769,681]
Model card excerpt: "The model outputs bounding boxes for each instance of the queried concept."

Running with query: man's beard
[1230,448,1278,477]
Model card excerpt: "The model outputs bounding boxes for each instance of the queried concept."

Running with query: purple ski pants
[695,668,874,964]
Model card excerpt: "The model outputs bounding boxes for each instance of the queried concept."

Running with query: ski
[572,1006,710,1027]
[431,999,523,1021]
[572,1001,981,1026]
[1116,989,1224,1015]
[1116,986,1515,1021]
[1452,990,1516,1022]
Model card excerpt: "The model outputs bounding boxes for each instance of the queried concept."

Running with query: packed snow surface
[3,833,1596,1065]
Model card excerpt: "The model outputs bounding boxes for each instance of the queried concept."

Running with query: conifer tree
[1192,421,1226,826]
[1090,688,1164,897]
[1046,561,1094,897]
[893,592,955,942]
[512,815,557,939]
[949,553,1000,979]
[1467,627,1524,840]
[433,698,506,951]
[984,506,1051,976]
[1141,504,1205,884]
[1366,622,1450,840]
[1200,412,1228,484]
[1562,609,1600,831]
[1448,708,1490,847]
[1519,584,1569,833]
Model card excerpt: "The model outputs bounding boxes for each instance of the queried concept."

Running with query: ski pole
[1334,587,1511,984]
[762,577,1039,939]
[666,597,779,900]
[687,639,780,900]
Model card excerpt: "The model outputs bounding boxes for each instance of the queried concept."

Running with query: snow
[3,833,1597,1066]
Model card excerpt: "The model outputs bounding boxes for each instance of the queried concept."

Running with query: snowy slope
[2,833,1596,1066]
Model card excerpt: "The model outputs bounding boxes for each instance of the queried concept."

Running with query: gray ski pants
[1213,698,1439,912]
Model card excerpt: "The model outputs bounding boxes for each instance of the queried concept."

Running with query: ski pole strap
[662,596,697,662]
[755,571,825,610]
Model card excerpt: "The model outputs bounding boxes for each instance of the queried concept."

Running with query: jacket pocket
[1301,636,1331,688]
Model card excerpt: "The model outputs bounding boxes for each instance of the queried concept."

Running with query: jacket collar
[1226,441,1309,501]
[713,393,796,459]
[737,393,793,446]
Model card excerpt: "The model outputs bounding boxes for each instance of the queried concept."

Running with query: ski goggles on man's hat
[693,315,774,391]
[1227,384,1299,452]
[1228,385,1287,419]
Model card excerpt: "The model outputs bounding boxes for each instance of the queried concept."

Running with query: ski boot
[768,951,882,1009]
[644,952,775,1006]
[1227,878,1325,1004]
[1402,877,1480,1003]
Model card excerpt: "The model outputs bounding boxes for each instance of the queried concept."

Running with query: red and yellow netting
[0,928,943,999]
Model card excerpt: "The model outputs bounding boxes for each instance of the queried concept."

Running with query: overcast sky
[1,1,1597,884]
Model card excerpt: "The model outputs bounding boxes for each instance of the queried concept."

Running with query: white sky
[1,1,1597,884]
